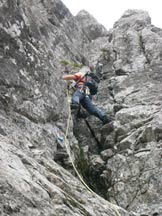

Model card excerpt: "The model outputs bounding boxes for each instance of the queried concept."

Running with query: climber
[62,66,112,125]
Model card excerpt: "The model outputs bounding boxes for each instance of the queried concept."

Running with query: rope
[64,88,121,216]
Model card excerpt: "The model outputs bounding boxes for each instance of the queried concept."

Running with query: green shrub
[75,147,89,180]
[60,60,70,66]
[60,60,82,68]
[101,48,108,53]
[71,63,82,68]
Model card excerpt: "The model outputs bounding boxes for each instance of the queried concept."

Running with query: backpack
[85,72,100,95]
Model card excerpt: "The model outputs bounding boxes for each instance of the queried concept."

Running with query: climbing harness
[64,88,121,216]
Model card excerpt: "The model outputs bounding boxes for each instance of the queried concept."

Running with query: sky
[61,0,162,30]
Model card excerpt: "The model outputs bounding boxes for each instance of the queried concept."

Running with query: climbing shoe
[101,121,114,134]
[102,115,112,125]
[71,102,79,110]
[77,111,90,119]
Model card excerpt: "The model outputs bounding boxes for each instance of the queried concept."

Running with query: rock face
[76,10,108,40]
[0,1,161,216]
[74,9,162,216]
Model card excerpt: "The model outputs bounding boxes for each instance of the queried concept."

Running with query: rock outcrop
[0,1,161,216]
[74,9,162,216]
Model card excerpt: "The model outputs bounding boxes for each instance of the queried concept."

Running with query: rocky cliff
[0,1,161,216]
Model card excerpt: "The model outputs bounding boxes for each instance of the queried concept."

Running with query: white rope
[64,88,121,216]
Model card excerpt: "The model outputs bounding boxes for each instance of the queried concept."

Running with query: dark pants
[71,89,106,121]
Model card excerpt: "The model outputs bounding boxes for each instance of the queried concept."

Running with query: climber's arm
[62,74,76,80]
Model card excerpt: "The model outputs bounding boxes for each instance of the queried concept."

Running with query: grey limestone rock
[73,9,162,216]
[0,1,161,216]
